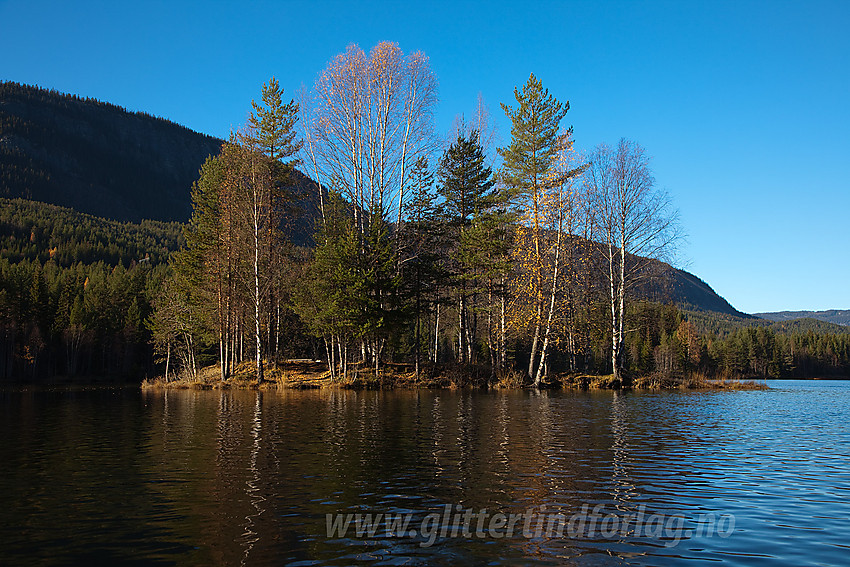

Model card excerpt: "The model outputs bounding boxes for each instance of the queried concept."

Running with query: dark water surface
[2,381,849,566]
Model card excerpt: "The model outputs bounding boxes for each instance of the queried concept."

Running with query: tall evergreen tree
[172,153,238,380]
[402,157,442,377]
[498,73,571,385]
[243,77,303,169]
[294,193,402,380]
[237,78,302,382]
[293,192,360,380]
[437,130,495,364]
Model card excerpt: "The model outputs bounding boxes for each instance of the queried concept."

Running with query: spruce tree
[293,192,360,380]
[437,130,495,364]
[294,193,401,380]
[403,157,442,378]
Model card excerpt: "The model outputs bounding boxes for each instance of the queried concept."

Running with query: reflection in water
[431,394,444,478]
[241,392,265,566]
[610,391,636,514]
[1,383,850,566]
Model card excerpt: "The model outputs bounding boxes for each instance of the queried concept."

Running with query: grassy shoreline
[141,361,769,391]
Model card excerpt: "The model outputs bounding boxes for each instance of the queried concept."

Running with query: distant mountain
[756,310,850,327]
[635,259,751,318]
[0,81,745,316]
[0,81,323,243]
[0,81,224,222]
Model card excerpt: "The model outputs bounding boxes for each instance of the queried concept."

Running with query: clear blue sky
[2,0,848,314]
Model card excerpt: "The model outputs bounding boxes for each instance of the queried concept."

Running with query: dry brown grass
[560,374,621,389]
[494,369,526,389]
[141,359,333,390]
[631,371,769,390]
[559,371,769,391]
[141,362,769,392]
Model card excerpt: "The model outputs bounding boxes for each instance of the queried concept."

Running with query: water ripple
[1,381,849,565]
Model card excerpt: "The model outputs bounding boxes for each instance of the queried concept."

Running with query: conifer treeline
[0,198,182,381]
[622,304,850,379]
[1,198,182,266]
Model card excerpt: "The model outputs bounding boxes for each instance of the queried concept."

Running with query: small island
[1,76,847,389]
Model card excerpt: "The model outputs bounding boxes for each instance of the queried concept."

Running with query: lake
[1,381,848,566]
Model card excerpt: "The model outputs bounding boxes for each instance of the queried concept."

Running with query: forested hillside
[0,199,181,381]
[639,260,751,318]
[0,81,323,240]
[0,197,183,266]
[0,81,223,221]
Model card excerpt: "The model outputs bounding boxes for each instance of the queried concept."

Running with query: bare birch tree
[230,78,301,383]
[302,42,437,232]
[587,138,679,384]
[234,144,273,383]
[299,42,436,372]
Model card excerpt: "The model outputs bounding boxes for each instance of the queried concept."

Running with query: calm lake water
[1,381,849,566]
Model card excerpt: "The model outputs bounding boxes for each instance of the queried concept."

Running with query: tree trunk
[487,282,495,370]
[219,333,226,382]
[325,336,335,381]
[500,293,506,371]
[616,237,626,383]
[433,301,441,363]
[254,236,264,383]
[274,299,281,368]
[165,342,171,382]
[528,304,542,385]
[609,240,620,381]
[535,215,562,386]
[467,301,475,363]
[414,285,421,381]
[458,292,466,364]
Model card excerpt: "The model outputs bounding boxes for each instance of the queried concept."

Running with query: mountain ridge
[1,81,743,317]
[756,310,850,327]
[1,80,223,222]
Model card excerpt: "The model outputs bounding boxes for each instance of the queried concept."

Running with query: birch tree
[587,138,679,384]
[162,79,301,384]
[148,276,198,381]
[231,143,273,383]
[299,42,436,371]
[450,93,499,168]
[302,42,437,233]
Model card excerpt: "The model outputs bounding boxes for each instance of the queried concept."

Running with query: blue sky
[1,0,848,313]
